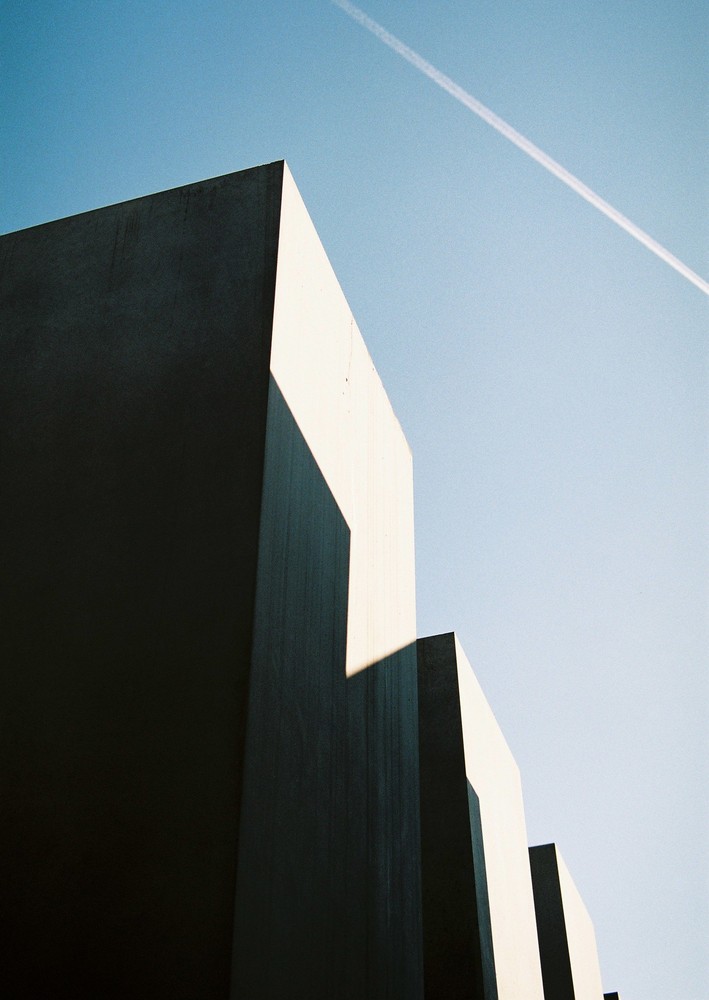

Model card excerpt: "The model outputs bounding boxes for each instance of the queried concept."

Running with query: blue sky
[2,2,707,997]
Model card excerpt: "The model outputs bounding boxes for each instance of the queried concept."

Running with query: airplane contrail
[331,0,709,296]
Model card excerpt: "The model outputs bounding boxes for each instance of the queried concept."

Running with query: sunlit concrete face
[529,843,605,1000]
[417,633,545,1000]
[270,164,416,678]
[0,161,421,999]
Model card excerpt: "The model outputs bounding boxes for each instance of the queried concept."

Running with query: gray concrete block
[1,162,283,999]
[417,635,494,1000]
[529,844,605,1000]
[0,162,422,999]
[417,633,544,1000]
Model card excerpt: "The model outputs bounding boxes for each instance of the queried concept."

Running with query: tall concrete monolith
[0,162,422,1000]
[529,843,605,1000]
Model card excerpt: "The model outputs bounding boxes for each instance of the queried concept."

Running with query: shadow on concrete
[230,378,423,1000]
[417,634,498,1000]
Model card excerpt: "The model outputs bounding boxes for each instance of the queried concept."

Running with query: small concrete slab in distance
[529,843,605,1000]
[417,632,545,1000]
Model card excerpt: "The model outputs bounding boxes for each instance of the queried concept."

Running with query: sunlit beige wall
[270,164,417,675]
[454,635,546,1000]
[556,848,605,1000]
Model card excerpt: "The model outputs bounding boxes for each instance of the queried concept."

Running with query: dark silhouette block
[529,843,605,1000]
[417,633,497,1000]
[0,163,422,999]
[417,632,546,1000]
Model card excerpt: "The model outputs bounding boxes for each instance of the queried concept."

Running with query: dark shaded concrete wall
[231,379,422,999]
[417,633,496,1000]
[529,844,575,1000]
[0,164,283,998]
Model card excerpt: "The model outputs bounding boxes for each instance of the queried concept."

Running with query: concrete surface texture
[0,162,282,999]
[417,633,545,1000]
[233,164,422,999]
[529,843,605,1000]
[0,162,421,999]
[417,634,495,1000]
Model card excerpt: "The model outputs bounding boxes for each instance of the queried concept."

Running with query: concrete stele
[418,633,545,1000]
[0,161,423,999]
[530,843,605,1000]
[0,162,285,999]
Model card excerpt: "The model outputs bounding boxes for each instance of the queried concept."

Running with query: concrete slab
[529,843,605,1000]
[0,162,422,999]
[417,633,545,1000]
[0,162,283,999]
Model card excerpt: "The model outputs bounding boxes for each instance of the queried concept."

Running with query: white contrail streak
[331,0,709,296]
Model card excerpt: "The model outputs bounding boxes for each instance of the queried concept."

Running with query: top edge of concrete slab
[0,160,287,238]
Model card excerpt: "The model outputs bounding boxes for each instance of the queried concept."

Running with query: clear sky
[2,2,707,997]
